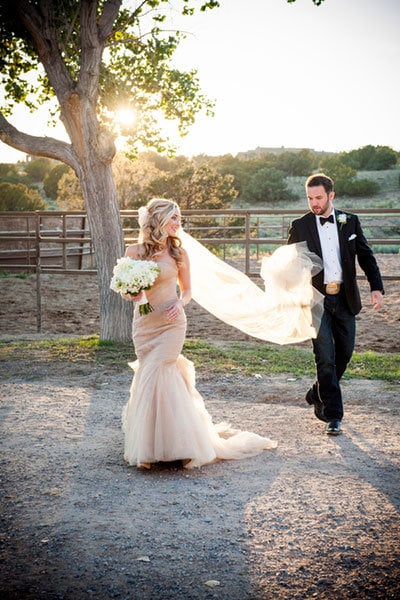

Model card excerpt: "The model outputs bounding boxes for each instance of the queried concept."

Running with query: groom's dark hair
[306,173,334,194]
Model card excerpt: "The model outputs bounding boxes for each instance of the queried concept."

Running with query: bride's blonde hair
[139,198,183,266]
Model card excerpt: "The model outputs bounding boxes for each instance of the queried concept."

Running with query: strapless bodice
[144,258,179,309]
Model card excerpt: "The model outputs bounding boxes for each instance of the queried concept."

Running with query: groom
[287,173,384,435]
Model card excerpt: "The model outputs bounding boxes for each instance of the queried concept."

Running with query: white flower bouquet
[110,257,160,315]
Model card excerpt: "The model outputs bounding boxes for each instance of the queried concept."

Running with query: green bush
[43,163,70,199]
[342,145,399,170]
[241,167,297,203]
[342,178,380,197]
[24,158,53,183]
[0,181,46,210]
[0,163,20,183]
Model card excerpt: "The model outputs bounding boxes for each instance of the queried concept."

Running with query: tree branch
[0,112,78,171]
[78,0,105,100]
[98,0,123,42]
[111,0,149,35]
[59,1,81,57]
[15,0,73,98]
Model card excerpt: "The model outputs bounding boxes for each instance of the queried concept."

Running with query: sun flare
[114,108,136,128]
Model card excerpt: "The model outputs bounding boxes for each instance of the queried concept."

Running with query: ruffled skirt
[122,305,276,469]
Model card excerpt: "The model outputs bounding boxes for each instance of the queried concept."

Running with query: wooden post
[62,213,67,269]
[245,211,251,276]
[35,213,42,333]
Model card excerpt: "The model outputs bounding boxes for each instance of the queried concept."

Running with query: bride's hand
[122,291,144,302]
[165,300,183,321]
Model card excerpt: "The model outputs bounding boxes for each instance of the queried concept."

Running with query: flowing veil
[179,230,324,345]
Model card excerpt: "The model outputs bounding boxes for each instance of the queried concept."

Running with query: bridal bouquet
[110,257,160,315]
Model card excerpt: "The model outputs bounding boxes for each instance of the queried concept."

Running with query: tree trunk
[51,86,133,341]
[77,158,133,342]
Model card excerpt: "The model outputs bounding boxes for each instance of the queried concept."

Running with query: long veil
[179,230,324,345]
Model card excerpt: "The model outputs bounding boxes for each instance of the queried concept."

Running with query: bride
[120,198,323,469]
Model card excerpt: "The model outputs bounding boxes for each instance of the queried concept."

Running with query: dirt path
[1,358,399,599]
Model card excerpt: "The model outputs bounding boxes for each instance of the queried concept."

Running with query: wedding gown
[122,254,277,469]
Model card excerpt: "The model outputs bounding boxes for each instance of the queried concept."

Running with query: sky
[1,0,399,162]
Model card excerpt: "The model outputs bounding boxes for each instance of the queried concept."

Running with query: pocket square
[348,234,356,241]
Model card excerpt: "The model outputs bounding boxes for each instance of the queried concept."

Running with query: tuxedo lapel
[305,212,322,257]
[335,209,348,259]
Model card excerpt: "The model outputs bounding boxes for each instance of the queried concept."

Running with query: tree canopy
[0,0,326,160]
[0,0,220,160]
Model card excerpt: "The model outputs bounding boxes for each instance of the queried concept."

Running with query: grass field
[1,335,399,381]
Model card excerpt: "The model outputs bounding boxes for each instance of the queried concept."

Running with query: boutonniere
[337,213,350,230]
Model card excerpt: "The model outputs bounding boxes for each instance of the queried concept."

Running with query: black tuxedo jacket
[287,209,384,315]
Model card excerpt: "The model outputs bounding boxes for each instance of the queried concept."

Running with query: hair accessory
[138,206,149,228]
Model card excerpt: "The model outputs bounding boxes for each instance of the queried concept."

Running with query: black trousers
[311,290,356,421]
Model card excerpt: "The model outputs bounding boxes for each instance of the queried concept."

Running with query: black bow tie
[320,215,334,226]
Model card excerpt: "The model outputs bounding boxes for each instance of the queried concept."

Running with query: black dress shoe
[305,389,328,423]
[325,420,342,435]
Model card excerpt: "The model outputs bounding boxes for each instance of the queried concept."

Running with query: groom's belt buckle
[325,282,341,295]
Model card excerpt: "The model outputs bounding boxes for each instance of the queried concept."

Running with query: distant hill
[237,146,334,159]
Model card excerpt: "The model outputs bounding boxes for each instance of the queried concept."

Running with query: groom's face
[307,185,335,217]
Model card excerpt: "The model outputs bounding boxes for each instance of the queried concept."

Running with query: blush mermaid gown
[122,255,277,469]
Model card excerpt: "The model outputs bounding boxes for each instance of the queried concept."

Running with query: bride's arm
[165,248,192,321]
[177,249,192,308]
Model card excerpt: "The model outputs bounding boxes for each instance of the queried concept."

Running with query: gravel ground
[1,359,399,600]
[1,252,399,598]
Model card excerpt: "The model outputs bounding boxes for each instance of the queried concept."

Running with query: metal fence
[1,208,398,333]
[1,208,399,276]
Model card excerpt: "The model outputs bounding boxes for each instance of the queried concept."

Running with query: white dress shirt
[316,213,343,284]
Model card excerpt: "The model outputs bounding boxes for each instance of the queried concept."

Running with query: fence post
[62,213,67,269]
[245,211,251,275]
[78,215,86,270]
[35,213,42,333]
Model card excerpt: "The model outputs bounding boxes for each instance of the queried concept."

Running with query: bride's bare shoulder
[125,243,144,259]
